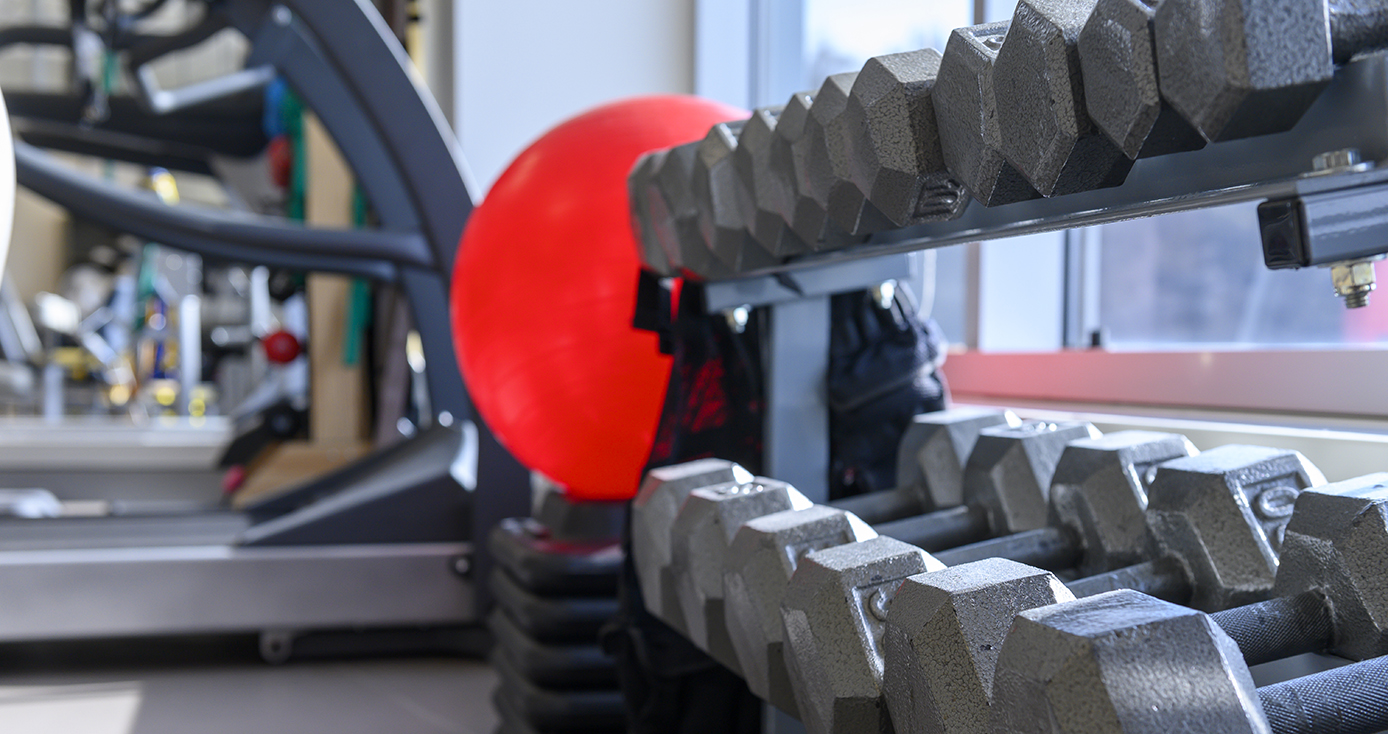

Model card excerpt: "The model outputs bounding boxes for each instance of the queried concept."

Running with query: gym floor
[0,636,499,733]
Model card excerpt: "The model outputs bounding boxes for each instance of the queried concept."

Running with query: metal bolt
[452,556,473,576]
[1330,258,1380,310]
[872,280,897,310]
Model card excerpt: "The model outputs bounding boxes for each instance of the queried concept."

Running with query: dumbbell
[787,71,870,244]
[881,448,1325,734]
[1077,0,1208,159]
[734,106,810,258]
[833,406,1019,525]
[689,121,778,274]
[1066,444,1326,610]
[722,504,878,714]
[933,21,1043,207]
[993,0,1135,198]
[1209,472,1388,667]
[1155,0,1388,143]
[831,49,969,230]
[874,420,1101,555]
[921,430,1195,573]
[628,150,675,275]
[632,142,731,279]
[667,477,811,672]
[631,458,751,631]
[991,589,1388,734]
[766,89,830,252]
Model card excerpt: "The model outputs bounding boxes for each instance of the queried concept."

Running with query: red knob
[262,330,301,364]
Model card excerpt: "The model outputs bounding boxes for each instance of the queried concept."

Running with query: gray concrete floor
[0,638,499,734]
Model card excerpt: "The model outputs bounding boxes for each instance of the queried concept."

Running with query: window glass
[1096,203,1388,346]
[803,0,971,90]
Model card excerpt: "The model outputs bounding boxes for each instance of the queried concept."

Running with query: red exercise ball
[451,95,747,501]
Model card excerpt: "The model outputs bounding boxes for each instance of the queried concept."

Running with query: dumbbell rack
[641,37,1388,734]
[661,51,1388,281]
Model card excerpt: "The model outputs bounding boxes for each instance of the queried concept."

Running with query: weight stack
[487,487,626,734]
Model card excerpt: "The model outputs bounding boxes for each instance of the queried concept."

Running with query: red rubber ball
[451,95,746,501]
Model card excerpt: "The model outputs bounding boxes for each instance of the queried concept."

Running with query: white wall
[454,0,697,196]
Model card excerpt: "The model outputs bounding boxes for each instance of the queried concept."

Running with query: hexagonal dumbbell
[722,505,877,714]
[781,536,944,734]
[1066,444,1326,610]
[1154,0,1388,142]
[994,0,1135,197]
[1208,472,1388,666]
[934,21,1042,207]
[788,72,867,246]
[991,589,1388,734]
[734,106,810,258]
[690,121,778,275]
[922,430,1195,573]
[832,407,1019,525]
[631,459,752,631]
[833,49,969,231]
[638,142,730,279]
[628,149,675,275]
[1077,0,1206,159]
[883,558,1075,734]
[873,421,1101,555]
[668,477,812,672]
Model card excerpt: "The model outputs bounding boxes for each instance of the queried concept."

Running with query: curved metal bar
[14,140,423,279]
[236,0,472,271]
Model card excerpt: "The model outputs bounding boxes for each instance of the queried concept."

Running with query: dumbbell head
[1047,430,1199,576]
[648,142,728,279]
[735,106,810,258]
[836,49,968,230]
[668,478,812,671]
[631,459,752,630]
[767,90,819,248]
[883,558,1074,734]
[1272,472,1388,661]
[934,21,1042,207]
[789,72,861,244]
[691,121,778,274]
[966,420,1102,535]
[991,590,1265,734]
[1146,444,1325,611]
[896,406,1020,511]
[1077,0,1206,159]
[782,536,944,734]
[993,0,1134,197]
[1155,0,1334,142]
[723,505,877,714]
[629,150,674,275]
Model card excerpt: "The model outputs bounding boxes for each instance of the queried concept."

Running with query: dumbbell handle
[830,487,926,525]
[1332,0,1388,64]
[1074,566,1338,667]
[1260,654,1388,734]
[874,504,992,552]
[1064,556,1193,604]
[1210,590,1334,667]
[933,525,1081,570]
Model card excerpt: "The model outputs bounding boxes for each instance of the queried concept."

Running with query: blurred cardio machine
[0,0,530,657]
